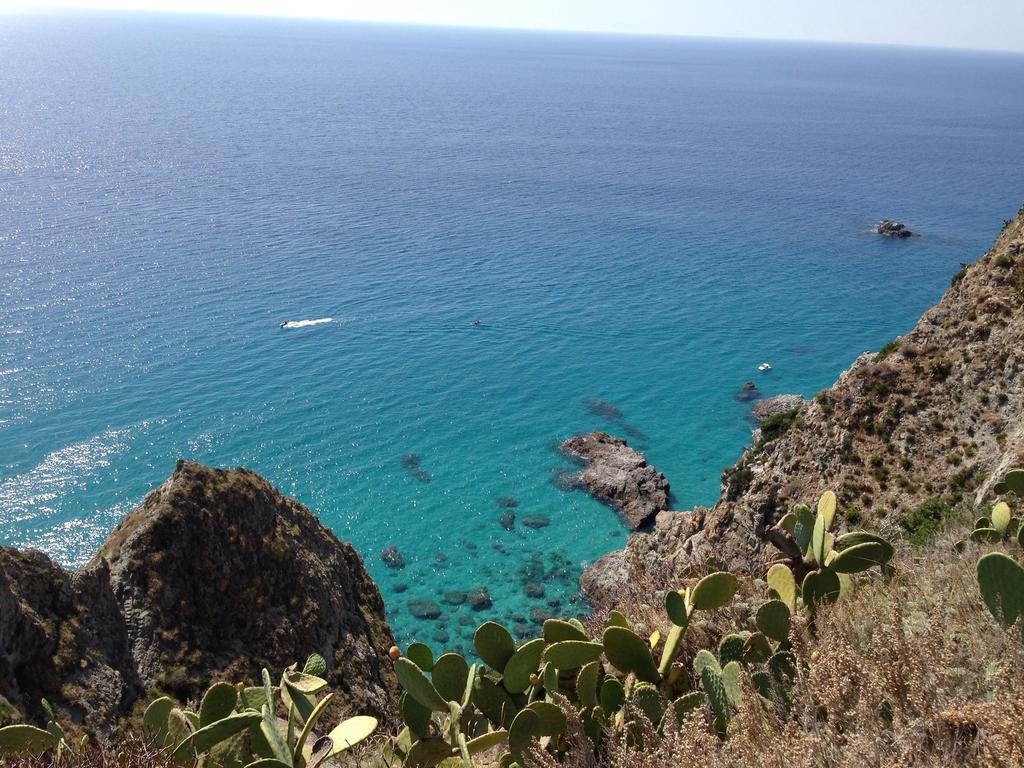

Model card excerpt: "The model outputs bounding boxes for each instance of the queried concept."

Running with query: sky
[3,0,1024,53]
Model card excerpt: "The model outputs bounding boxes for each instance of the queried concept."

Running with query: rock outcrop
[561,432,669,529]
[751,395,806,422]
[0,461,397,739]
[874,219,919,238]
[584,209,1024,604]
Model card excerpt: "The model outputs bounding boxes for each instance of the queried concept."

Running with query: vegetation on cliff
[4,475,1023,767]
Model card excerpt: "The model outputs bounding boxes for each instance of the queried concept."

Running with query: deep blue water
[1,13,1023,652]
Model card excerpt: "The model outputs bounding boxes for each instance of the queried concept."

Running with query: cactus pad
[603,626,661,683]
[543,640,605,670]
[431,653,470,702]
[976,552,1024,630]
[994,468,1024,496]
[755,599,791,642]
[502,638,546,694]
[766,563,797,610]
[474,622,517,672]
[689,572,739,611]
[830,541,889,573]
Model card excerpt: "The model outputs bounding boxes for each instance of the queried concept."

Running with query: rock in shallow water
[734,381,761,402]
[521,514,550,529]
[467,586,492,610]
[407,599,443,620]
[560,432,670,529]
[381,545,405,569]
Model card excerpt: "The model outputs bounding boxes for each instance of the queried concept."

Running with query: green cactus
[474,622,517,672]
[802,568,841,608]
[976,552,1024,632]
[0,725,58,757]
[994,468,1024,496]
[576,661,602,708]
[394,657,450,712]
[689,572,740,611]
[717,633,748,666]
[631,683,665,726]
[508,707,541,764]
[198,682,237,727]
[766,563,797,611]
[599,676,625,714]
[755,599,791,643]
[172,711,262,765]
[992,501,1012,533]
[543,618,590,642]
[602,626,661,684]
[830,541,891,573]
[407,642,435,672]
[694,650,736,736]
[542,640,605,670]
[502,638,545,694]
[431,653,470,702]
[971,527,1004,543]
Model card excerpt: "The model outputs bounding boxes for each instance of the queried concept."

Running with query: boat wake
[280,318,333,329]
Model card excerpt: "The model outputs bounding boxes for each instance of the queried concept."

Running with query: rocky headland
[582,210,1024,604]
[0,461,397,739]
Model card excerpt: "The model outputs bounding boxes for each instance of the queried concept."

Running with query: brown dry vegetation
[579,527,1024,768]
[10,531,1021,768]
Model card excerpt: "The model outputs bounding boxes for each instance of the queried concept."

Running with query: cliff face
[0,461,397,737]
[585,208,1024,600]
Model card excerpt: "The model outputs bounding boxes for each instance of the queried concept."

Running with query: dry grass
[579,530,1024,768]
[0,737,177,768]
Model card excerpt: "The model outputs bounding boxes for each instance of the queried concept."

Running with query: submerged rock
[582,398,623,420]
[561,432,670,529]
[0,461,398,739]
[523,581,545,599]
[550,469,584,492]
[443,590,467,606]
[734,381,762,403]
[400,453,432,482]
[521,514,550,529]
[874,219,919,238]
[467,587,492,611]
[495,496,519,508]
[498,510,516,531]
[407,599,443,620]
[381,545,406,569]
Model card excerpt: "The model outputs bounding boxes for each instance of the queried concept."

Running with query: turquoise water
[1,14,1023,653]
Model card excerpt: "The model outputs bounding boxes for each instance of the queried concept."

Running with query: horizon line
[7,5,1024,57]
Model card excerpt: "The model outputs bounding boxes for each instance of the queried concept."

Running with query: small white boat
[280,318,333,329]
[758,362,773,371]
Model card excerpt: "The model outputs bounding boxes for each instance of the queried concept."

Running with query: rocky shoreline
[578,210,1024,608]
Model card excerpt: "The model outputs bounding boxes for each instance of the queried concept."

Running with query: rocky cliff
[0,461,397,739]
[584,207,1024,602]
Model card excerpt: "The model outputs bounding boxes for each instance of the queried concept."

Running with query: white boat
[758,362,772,371]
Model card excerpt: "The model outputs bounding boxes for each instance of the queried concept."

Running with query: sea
[1,12,1022,653]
